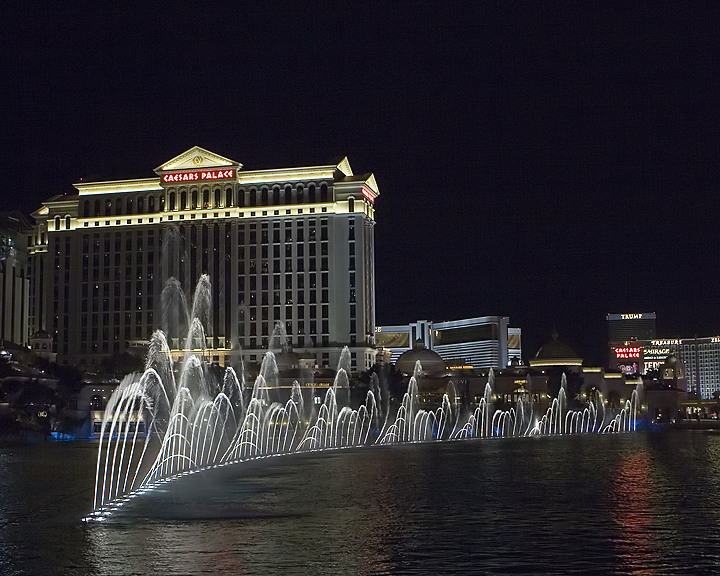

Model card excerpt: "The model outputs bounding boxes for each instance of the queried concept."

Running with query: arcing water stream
[85,276,642,522]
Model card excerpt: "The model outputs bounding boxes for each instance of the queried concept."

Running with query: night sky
[3,2,720,365]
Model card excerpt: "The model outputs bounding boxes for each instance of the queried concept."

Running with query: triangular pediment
[336,156,353,177]
[154,146,242,173]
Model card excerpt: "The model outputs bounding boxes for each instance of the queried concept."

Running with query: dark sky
[3,2,720,365]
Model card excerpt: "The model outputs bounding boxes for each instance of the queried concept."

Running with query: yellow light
[238,166,337,185]
[75,178,162,195]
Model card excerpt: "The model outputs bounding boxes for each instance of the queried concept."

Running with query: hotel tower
[28,147,379,373]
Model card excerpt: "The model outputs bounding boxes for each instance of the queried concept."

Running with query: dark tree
[357,363,406,401]
[546,367,584,408]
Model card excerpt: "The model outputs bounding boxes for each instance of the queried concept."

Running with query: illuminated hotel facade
[376,316,522,370]
[607,312,658,375]
[679,337,720,399]
[28,147,379,373]
[610,336,720,399]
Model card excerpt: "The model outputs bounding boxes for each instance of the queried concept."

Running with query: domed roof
[30,329,51,339]
[535,331,579,359]
[395,340,446,376]
[530,331,582,367]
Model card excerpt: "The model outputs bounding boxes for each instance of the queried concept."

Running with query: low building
[643,353,688,423]
[376,316,521,370]
[390,333,639,420]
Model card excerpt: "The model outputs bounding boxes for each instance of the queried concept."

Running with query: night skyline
[4,2,720,365]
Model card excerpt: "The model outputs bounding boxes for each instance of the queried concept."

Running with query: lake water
[2,430,720,575]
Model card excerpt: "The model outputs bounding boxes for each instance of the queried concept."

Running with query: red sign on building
[162,169,235,183]
[614,347,641,359]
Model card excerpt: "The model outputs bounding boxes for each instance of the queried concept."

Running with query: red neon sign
[615,347,641,359]
[163,169,235,183]
[362,187,375,203]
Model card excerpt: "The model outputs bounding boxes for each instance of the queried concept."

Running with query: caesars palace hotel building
[28,147,378,373]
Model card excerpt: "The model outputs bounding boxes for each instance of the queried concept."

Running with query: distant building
[678,337,720,399]
[607,335,720,399]
[607,312,657,343]
[528,332,637,405]
[399,332,639,415]
[607,312,657,373]
[29,329,56,363]
[644,352,687,423]
[376,316,521,370]
[0,212,31,347]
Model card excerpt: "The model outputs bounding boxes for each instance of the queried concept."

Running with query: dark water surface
[2,431,720,575]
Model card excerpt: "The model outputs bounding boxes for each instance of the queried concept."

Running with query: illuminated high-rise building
[376,316,522,369]
[0,212,31,347]
[28,146,379,373]
[606,312,657,343]
[679,336,720,399]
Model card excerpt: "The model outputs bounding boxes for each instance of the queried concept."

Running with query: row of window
[240,335,334,349]
[81,195,165,218]
[168,183,330,210]
[75,217,341,252]
[77,183,332,218]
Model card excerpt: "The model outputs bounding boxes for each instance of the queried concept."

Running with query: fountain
[85,275,644,522]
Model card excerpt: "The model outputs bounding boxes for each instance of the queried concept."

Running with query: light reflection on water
[4,431,720,575]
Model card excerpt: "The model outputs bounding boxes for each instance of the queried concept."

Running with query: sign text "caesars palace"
[162,169,235,183]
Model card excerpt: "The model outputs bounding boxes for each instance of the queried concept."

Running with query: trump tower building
[28,147,379,374]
